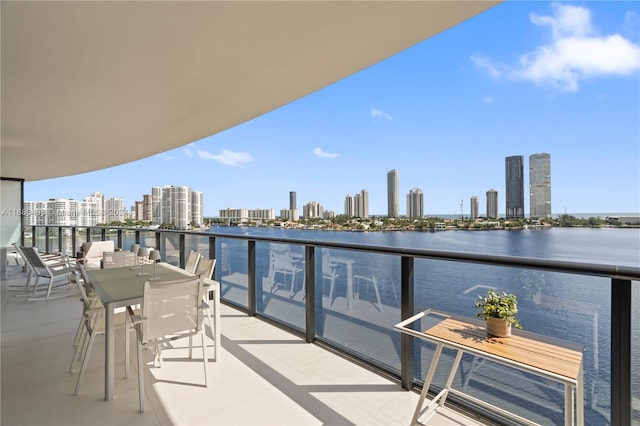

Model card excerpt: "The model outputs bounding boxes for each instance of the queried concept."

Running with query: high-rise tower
[387,169,399,218]
[529,153,551,218]
[406,188,424,218]
[505,156,524,219]
[486,189,498,219]
[289,191,297,210]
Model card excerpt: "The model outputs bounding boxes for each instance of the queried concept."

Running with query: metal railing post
[305,245,316,343]
[57,226,62,254]
[45,226,50,253]
[248,240,256,316]
[400,255,414,391]
[611,278,631,426]
[179,234,186,268]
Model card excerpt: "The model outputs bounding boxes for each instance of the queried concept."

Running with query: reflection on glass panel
[105,228,118,248]
[75,228,87,255]
[217,238,248,309]
[255,242,305,332]
[633,280,639,424]
[34,226,46,251]
[90,228,102,242]
[60,227,73,255]
[413,259,610,425]
[48,227,59,253]
[121,230,137,253]
[316,249,401,372]
[160,233,180,266]
[186,234,210,260]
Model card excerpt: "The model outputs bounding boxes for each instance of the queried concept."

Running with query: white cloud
[197,149,253,168]
[183,143,195,158]
[313,147,338,159]
[484,96,494,104]
[370,108,393,120]
[471,55,503,79]
[472,3,640,92]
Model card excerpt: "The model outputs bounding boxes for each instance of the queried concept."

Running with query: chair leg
[135,330,145,413]
[74,328,96,395]
[125,315,130,379]
[201,333,208,387]
[69,322,89,372]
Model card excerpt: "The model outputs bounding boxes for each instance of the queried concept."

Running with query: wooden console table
[394,310,584,426]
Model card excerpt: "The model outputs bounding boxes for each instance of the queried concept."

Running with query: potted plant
[474,289,522,337]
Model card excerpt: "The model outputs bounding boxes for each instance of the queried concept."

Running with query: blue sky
[25,1,640,217]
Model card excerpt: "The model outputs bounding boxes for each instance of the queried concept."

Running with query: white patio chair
[184,250,201,273]
[10,243,68,292]
[15,246,77,301]
[71,264,134,395]
[322,249,342,306]
[268,244,302,297]
[127,275,208,412]
[102,251,137,268]
[195,257,217,348]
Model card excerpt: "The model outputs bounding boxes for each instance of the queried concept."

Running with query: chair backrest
[19,246,47,269]
[102,251,137,268]
[184,250,201,273]
[75,264,95,308]
[270,244,294,270]
[321,248,334,276]
[142,276,204,343]
[195,258,216,279]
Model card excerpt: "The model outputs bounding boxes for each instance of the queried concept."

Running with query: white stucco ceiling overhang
[1,1,501,181]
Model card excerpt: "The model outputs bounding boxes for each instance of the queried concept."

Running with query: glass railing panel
[255,241,305,332]
[75,228,87,255]
[120,230,137,253]
[633,280,639,424]
[103,228,119,249]
[186,233,210,260]
[217,238,248,308]
[413,260,611,425]
[89,228,102,242]
[160,232,180,266]
[33,226,45,251]
[138,231,156,250]
[48,227,59,253]
[23,228,33,247]
[60,226,73,255]
[315,248,401,371]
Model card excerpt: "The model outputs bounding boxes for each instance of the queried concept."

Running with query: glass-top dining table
[86,262,220,401]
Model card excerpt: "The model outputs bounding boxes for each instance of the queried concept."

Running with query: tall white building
[345,189,370,218]
[191,191,203,227]
[486,189,499,219]
[470,196,479,219]
[387,169,399,217]
[151,187,162,225]
[344,194,355,217]
[84,192,105,224]
[105,197,125,222]
[280,208,299,221]
[406,188,423,218]
[219,208,249,223]
[23,201,47,226]
[154,185,201,229]
[303,201,323,219]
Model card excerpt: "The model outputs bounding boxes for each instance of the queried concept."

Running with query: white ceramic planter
[486,317,511,337]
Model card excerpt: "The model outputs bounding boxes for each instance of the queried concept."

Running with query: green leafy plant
[474,289,522,329]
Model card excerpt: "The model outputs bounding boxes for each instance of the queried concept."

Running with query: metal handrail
[25,224,639,425]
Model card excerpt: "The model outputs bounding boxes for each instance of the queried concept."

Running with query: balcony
[4,225,639,425]
[1,260,484,426]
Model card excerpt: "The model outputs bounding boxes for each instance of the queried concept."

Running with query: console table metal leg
[440,350,463,407]
[411,343,443,426]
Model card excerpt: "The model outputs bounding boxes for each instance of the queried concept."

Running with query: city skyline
[23,2,640,217]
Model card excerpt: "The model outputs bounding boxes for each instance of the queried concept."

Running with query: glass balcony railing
[22,225,640,425]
